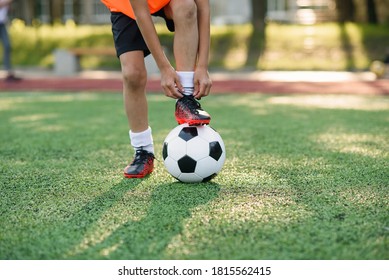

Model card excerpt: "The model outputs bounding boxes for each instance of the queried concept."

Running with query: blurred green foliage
[3,19,389,71]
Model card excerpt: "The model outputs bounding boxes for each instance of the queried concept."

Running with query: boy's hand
[194,68,212,99]
[160,66,184,99]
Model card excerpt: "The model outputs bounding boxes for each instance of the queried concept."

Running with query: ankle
[135,145,154,155]
[130,127,154,154]
[183,87,194,96]
[177,71,194,96]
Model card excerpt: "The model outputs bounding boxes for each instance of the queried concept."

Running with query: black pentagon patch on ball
[178,127,198,141]
[177,155,197,173]
[209,141,223,161]
[162,142,168,160]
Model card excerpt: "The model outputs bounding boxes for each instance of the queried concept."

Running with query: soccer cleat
[175,95,211,126]
[124,149,154,178]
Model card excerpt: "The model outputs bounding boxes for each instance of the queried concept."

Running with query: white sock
[177,71,194,96]
[129,127,154,154]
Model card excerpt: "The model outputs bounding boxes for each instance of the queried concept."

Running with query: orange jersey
[101,0,171,19]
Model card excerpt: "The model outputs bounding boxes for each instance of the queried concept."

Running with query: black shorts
[110,9,175,58]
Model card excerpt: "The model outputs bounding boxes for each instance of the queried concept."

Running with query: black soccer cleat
[124,149,154,178]
[175,95,211,126]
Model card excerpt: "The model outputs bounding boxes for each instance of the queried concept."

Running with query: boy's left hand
[193,68,212,99]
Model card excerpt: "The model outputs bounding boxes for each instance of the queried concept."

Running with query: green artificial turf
[0,92,388,260]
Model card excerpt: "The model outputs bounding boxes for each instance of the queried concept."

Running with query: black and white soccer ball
[162,124,226,183]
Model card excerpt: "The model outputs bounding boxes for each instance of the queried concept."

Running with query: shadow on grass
[64,180,220,259]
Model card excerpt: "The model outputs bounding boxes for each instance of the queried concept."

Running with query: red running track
[1,77,389,95]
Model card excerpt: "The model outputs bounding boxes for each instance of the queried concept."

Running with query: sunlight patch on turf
[218,95,270,116]
[267,95,389,111]
[0,99,17,111]
[203,192,305,226]
[66,193,150,257]
[32,94,100,103]
[207,194,310,223]
[99,242,123,257]
[67,215,136,258]
[147,94,173,103]
[10,113,58,122]
[0,93,99,105]
[165,192,312,258]
[34,124,67,132]
[67,188,150,258]
[314,131,388,158]
[339,188,388,207]
[8,113,67,132]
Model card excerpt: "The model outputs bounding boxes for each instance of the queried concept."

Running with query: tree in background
[366,0,378,24]
[335,0,355,23]
[336,0,383,24]
[245,0,267,68]
[17,0,35,25]
[50,0,64,24]
[8,0,389,26]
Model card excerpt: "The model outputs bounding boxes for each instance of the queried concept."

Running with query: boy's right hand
[160,66,184,99]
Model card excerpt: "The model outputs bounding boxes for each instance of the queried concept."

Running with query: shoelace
[180,96,202,114]
[131,150,153,166]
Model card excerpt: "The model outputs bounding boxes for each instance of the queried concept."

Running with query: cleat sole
[124,169,153,179]
[176,118,211,126]
[123,165,153,179]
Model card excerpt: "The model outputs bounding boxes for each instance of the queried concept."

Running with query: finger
[174,88,184,99]
[201,84,208,98]
[195,81,210,99]
[162,79,182,99]
[204,82,212,96]
[168,85,183,99]
[194,84,204,99]
[194,81,200,96]
[162,83,174,98]
[204,80,212,96]
[175,78,184,94]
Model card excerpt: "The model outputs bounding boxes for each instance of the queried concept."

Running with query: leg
[164,0,198,71]
[0,23,21,82]
[120,51,154,178]
[119,50,149,133]
[0,23,12,72]
[165,0,211,125]
[110,12,155,178]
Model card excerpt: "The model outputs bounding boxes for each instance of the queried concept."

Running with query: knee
[171,0,197,23]
[122,66,147,92]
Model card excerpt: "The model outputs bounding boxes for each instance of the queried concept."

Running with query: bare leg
[164,0,199,71]
[165,0,211,125]
[119,51,149,133]
[120,51,154,178]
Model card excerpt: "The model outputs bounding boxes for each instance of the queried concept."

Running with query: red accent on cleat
[176,118,211,126]
[123,150,154,178]
[175,95,211,126]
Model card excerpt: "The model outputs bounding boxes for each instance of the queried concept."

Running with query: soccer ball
[162,124,226,183]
